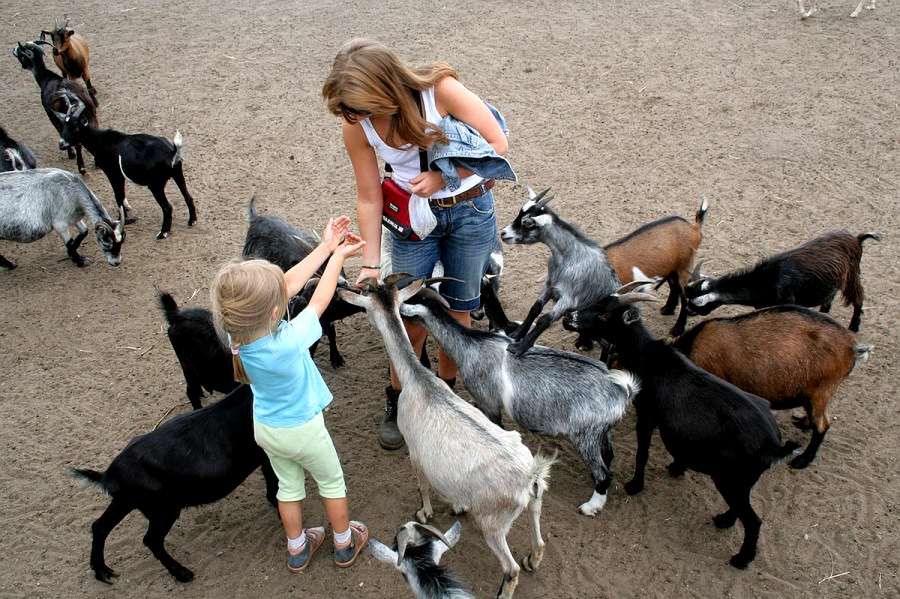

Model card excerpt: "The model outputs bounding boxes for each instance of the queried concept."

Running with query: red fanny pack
[382,176,420,241]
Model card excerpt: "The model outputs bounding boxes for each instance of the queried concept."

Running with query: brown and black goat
[603,198,708,336]
[672,306,871,469]
[38,18,98,105]
[686,230,881,332]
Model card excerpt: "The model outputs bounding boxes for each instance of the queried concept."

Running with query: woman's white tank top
[359,88,483,199]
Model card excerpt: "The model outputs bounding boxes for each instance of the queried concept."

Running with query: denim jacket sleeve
[427,102,517,192]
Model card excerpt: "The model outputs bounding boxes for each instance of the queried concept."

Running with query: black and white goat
[11,41,96,174]
[686,230,881,332]
[369,521,473,599]
[337,276,554,599]
[53,90,196,239]
[0,168,124,269]
[71,384,278,584]
[401,288,638,516]
[500,188,620,356]
[0,127,37,172]
[243,197,362,368]
[566,282,799,569]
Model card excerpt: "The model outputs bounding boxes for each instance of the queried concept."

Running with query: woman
[322,39,509,450]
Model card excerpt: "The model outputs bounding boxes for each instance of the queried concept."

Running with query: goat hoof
[713,512,737,529]
[330,355,346,369]
[729,553,753,569]
[415,507,432,524]
[75,257,91,268]
[188,217,197,227]
[522,552,541,572]
[171,565,194,582]
[506,341,527,356]
[666,461,686,478]
[93,564,118,584]
[157,231,170,240]
[791,415,812,430]
[124,217,138,225]
[450,504,468,516]
[79,167,87,175]
[789,454,812,470]
[660,306,676,316]
[624,479,644,496]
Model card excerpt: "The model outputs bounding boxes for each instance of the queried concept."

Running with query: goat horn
[615,279,660,294]
[33,40,52,46]
[411,522,452,548]
[689,259,707,281]
[382,272,410,288]
[532,187,553,207]
[616,292,659,305]
[422,276,463,287]
[302,277,320,292]
[116,206,126,233]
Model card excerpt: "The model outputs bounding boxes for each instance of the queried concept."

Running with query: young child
[211,215,367,572]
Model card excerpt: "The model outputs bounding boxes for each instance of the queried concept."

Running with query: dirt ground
[1,1,897,597]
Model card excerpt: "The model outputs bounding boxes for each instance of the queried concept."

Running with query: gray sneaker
[287,527,325,573]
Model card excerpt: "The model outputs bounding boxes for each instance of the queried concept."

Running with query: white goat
[338,276,554,599]
[798,0,876,19]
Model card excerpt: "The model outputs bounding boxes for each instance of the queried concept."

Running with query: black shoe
[379,386,405,450]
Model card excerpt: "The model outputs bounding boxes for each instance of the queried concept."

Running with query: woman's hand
[322,215,352,252]
[334,233,366,259]
[410,171,445,197]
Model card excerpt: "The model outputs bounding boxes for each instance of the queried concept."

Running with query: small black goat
[0,127,37,172]
[686,230,881,332]
[500,188,620,356]
[243,197,363,368]
[567,282,799,569]
[12,41,96,174]
[71,384,277,584]
[369,521,473,599]
[54,90,196,239]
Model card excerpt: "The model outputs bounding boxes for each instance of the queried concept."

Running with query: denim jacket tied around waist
[427,102,517,193]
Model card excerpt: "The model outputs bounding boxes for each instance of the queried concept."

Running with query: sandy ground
[1,1,898,597]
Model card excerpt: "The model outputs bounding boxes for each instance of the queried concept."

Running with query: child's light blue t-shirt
[239,307,333,428]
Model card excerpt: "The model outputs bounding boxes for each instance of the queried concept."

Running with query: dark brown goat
[673,305,871,469]
[603,198,708,336]
[39,19,97,105]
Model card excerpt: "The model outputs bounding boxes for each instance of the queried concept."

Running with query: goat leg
[0,254,16,269]
[413,466,434,523]
[149,185,174,240]
[523,492,546,571]
[660,274,679,315]
[142,507,194,582]
[171,162,197,227]
[511,290,552,341]
[90,497,133,584]
[260,456,279,508]
[484,531,520,599]
[508,311,555,356]
[625,410,654,495]
[325,322,345,368]
[790,400,829,469]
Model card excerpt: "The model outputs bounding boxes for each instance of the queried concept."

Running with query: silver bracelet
[362,264,381,270]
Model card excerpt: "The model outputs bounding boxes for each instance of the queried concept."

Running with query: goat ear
[622,308,641,326]
[433,521,462,564]
[367,539,399,567]
[383,272,412,288]
[336,288,370,309]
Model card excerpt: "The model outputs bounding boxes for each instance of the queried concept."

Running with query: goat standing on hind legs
[38,17,99,105]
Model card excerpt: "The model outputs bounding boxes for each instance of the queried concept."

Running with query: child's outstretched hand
[335,232,366,259]
[322,216,351,252]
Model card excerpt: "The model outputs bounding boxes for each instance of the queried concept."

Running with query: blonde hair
[322,38,458,149]
[210,259,288,384]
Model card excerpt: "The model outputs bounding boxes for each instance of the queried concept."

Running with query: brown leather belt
[429,179,495,208]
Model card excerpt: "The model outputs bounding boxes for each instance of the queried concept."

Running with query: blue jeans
[391,190,497,311]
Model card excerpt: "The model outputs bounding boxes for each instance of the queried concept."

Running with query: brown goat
[603,198,708,336]
[673,305,871,469]
[39,19,97,106]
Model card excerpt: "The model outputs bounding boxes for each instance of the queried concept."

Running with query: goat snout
[500,226,517,243]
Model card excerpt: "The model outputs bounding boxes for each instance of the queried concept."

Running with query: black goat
[53,90,196,239]
[71,384,277,584]
[0,126,37,171]
[11,41,96,174]
[567,283,799,569]
[242,197,363,368]
[686,230,881,332]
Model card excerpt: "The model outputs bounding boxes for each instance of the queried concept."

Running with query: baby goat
[338,276,554,599]
[53,90,196,239]
[243,196,362,368]
[500,188,620,356]
[567,282,799,569]
[38,17,98,105]
[369,521,473,599]
[0,127,37,172]
[401,288,639,516]
[72,384,278,584]
[686,230,881,332]
[0,168,124,269]
[12,41,96,174]
[603,198,708,336]
[673,306,871,469]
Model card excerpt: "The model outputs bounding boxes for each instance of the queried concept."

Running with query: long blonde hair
[322,38,458,149]
[210,259,288,384]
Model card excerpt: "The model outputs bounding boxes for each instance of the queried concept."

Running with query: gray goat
[369,521,473,599]
[401,289,639,516]
[337,276,554,599]
[500,188,620,356]
[0,168,124,269]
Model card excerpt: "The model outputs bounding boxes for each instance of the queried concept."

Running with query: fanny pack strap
[384,92,429,176]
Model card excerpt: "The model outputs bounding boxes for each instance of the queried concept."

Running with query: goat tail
[857,231,882,246]
[157,290,180,325]
[528,450,557,500]
[171,130,184,166]
[70,467,106,487]
[695,197,710,225]
[247,195,258,221]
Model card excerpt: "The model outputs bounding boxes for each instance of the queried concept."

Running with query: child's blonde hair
[210,259,288,384]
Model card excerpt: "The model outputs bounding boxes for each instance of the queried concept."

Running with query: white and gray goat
[500,188,620,356]
[337,276,554,599]
[369,521,473,599]
[401,288,639,516]
[0,168,124,269]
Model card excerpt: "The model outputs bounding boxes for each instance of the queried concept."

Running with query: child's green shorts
[253,412,346,502]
